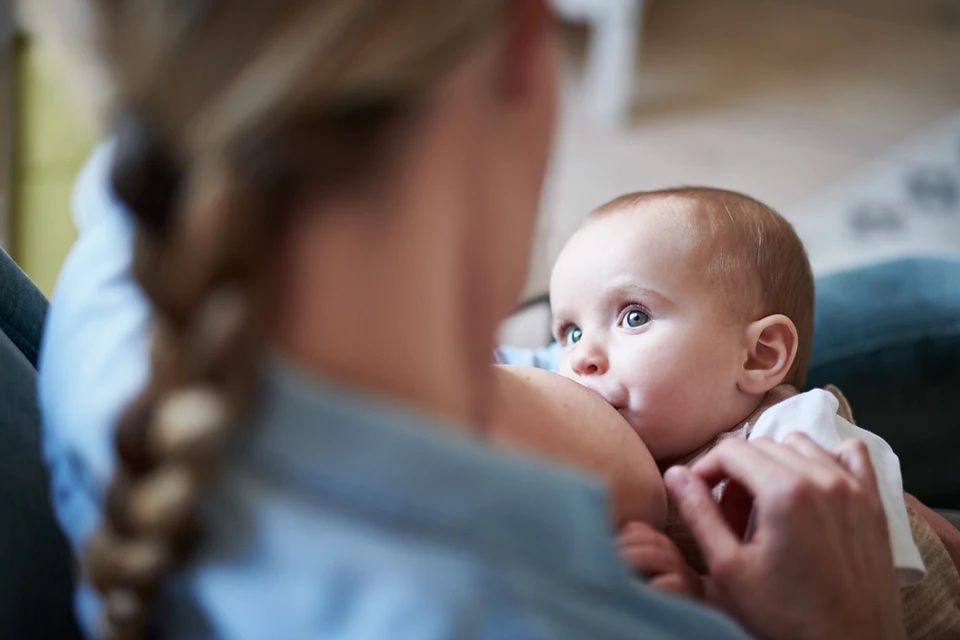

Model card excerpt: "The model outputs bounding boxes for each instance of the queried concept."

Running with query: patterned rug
[787,111,960,275]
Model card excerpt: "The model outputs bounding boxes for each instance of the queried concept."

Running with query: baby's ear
[737,314,798,395]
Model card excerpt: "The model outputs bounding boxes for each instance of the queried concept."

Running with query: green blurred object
[10,36,93,295]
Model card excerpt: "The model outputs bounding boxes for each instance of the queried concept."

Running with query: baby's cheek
[631,422,681,462]
[626,363,678,410]
[629,383,702,459]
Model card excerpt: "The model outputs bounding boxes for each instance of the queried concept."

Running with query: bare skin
[618,520,703,597]
[668,434,906,640]
[486,365,666,530]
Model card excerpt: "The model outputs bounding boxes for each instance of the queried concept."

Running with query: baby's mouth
[590,390,643,435]
[573,380,630,415]
[602,391,629,413]
[615,406,637,426]
[611,405,643,435]
[606,398,636,426]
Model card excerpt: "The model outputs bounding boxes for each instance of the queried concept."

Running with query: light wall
[12,37,93,295]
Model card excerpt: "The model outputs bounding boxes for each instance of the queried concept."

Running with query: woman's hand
[617,521,703,599]
[664,433,905,640]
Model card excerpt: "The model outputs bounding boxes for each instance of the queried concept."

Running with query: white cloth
[746,389,926,586]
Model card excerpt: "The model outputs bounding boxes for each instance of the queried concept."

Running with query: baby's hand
[617,521,704,599]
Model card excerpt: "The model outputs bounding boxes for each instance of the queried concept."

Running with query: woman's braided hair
[23,1,515,637]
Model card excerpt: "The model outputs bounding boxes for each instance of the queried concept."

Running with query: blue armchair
[0,248,82,638]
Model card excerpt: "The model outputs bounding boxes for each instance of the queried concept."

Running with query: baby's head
[550,187,813,463]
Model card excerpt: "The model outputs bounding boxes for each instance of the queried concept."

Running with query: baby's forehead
[578,196,728,264]
[554,199,718,286]
[552,194,761,311]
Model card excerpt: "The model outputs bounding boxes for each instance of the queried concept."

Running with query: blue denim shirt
[38,144,752,638]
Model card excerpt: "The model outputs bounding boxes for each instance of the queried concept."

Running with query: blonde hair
[592,187,814,387]
[23,2,514,638]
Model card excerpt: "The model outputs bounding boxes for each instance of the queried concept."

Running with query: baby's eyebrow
[605,281,673,308]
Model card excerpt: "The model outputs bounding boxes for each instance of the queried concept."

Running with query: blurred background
[0,0,959,345]
[515,0,960,344]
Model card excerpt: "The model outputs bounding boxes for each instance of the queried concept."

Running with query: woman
[28,1,904,638]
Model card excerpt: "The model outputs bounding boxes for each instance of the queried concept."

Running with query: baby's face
[551,204,754,462]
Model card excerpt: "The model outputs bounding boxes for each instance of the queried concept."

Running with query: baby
[548,187,960,637]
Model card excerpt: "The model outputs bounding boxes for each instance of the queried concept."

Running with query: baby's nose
[570,342,608,376]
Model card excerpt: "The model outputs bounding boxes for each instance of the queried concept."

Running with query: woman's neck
[268,209,481,430]
[265,45,531,432]
[267,132,494,431]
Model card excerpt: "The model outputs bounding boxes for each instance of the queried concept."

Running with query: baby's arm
[618,521,704,599]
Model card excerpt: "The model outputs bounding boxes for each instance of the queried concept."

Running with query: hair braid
[87,109,416,640]
[84,117,280,640]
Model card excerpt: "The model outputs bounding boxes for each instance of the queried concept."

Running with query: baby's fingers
[620,541,680,576]
[617,520,664,546]
[649,572,703,599]
[618,524,686,574]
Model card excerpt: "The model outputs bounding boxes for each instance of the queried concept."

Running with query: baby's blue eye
[621,308,650,328]
[565,326,582,345]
